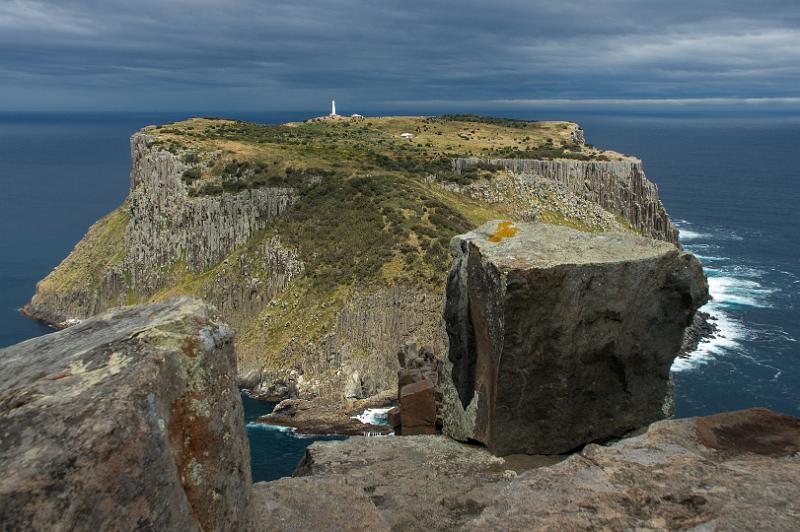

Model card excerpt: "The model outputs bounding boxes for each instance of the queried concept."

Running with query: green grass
[147,114,626,197]
[35,206,129,293]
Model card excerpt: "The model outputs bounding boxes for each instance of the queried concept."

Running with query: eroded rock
[466,408,800,530]
[0,297,250,532]
[260,409,799,531]
[257,391,394,436]
[291,435,524,531]
[443,220,708,455]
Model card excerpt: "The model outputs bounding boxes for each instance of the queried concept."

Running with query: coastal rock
[257,392,394,436]
[399,380,438,435]
[443,220,708,455]
[452,157,679,244]
[0,297,250,531]
[466,408,800,530]
[291,435,528,531]
[393,342,444,435]
[678,310,719,358]
[24,119,682,402]
[264,409,799,531]
[250,478,390,531]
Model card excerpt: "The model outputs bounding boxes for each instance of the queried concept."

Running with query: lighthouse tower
[330,100,337,117]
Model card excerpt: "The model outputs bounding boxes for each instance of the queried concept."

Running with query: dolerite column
[442,220,707,455]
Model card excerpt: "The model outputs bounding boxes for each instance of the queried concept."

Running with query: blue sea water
[240,393,345,481]
[1,109,797,481]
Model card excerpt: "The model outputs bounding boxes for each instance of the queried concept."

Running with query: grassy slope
[33,206,129,295]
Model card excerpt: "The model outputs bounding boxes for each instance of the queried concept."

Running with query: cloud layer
[2,0,799,110]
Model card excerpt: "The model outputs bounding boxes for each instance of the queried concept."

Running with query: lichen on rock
[0,297,250,532]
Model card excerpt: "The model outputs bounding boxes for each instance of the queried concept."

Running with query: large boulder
[443,220,708,455]
[399,380,437,435]
[0,297,251,531]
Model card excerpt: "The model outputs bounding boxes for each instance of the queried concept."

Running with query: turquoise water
[1,109,797,481]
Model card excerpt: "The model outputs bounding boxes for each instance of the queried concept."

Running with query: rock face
[452,157,679,244]
[394,342,443,435]
[0,297,251,531]
[258,409,800,531]
[468,408,800,530]
[399,381,438,435]
[443,220,708,455]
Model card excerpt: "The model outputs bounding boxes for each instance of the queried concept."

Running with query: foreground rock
[285,435,560,530]
[0,297,250,531]
[251,478,392,531]
[258,391,395,435]
[443,221,708,455]
[468,408,800,530]
[258,408,799,531]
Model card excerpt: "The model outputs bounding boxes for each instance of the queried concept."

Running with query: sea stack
[442,220,708,455]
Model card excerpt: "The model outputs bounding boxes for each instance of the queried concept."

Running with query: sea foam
[352,407,392,426]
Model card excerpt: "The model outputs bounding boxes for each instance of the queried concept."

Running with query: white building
[330,100,337,116]
[400,132,414,140]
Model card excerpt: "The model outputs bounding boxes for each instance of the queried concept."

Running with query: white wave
[679,229,711,240]
[352,407,392,426]
[694,254,729,262]
[707,276,774,308]
[246,421,295,434]
[671,304,747,372]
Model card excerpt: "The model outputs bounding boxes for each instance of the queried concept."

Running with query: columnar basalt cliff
[442,220,707,455]
[452,157,679,244]
[23,115,686,399]
[0,297,251,531]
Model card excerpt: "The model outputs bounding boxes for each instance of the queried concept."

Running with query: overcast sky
[2,0,799,111]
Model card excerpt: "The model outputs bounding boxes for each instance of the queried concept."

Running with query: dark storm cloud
[1,0,799,110]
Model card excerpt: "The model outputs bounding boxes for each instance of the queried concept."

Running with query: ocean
[1,109,797,481]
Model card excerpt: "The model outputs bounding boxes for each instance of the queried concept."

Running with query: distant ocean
[1,109,797,481]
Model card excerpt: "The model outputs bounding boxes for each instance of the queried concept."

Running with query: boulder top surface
[1,296,229,393]
[0,296,249,532]
[455,220,678,270]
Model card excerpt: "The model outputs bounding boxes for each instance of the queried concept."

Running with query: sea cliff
[24,114,682,399]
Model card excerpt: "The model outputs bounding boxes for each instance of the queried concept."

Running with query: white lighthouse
[330,100,337,117]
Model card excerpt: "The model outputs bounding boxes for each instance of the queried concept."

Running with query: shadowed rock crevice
[443,239,476,409]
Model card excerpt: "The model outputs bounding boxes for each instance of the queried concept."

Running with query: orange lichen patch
[182,337,200,358]
[47,372,71,381]
[488,221,519,243]
[168,392,219,531]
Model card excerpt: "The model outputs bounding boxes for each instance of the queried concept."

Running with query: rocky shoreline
[256,391,396,436]
[678,310,720,358]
